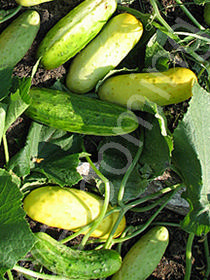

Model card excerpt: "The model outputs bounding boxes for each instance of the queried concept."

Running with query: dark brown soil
[0,1,208,279]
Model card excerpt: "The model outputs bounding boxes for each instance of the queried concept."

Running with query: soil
[0,0,208,279]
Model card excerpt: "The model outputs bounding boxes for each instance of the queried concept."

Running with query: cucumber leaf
[98,130,147,204]
[172,83,210,236]
[0,68,13,101]
[7,122,84,187]
[3,59,40,133]
[144,30,170,72]
[138,112,172,180]
[0,169,35,277]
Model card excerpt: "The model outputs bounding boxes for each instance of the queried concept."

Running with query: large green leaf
[137,100,173,180]
[7,122,83,186]
[138,113,172,180]
[0,169,35,277]
[98,130,147,204]
[0,68,13,101]
[172,83,210,235]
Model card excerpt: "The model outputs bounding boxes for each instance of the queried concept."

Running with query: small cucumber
[204,3,210,26]
[98,67,197,109]
[0,10,40,69]
[66,13,143,94]
[111,226,169,280]
[37,0,117,69]
[31,232,122,279]
[25,87,139,136]
[15,0,52,6]
[23,186,126,238]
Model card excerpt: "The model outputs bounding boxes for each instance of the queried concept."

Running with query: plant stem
[149,0,207,65]
[174,0,205,30]
[13,265,67,280]
[152,221,181,227]
[204,236,210,279]
[118,137,143,206]
[79,146,110,248]
[174,32,210,44]
[104,209,125,249]
[6,270,14,280]
[0,5,22,24]
[113,187,181,244]
[131,194,169,212]
[184,232,195,280]
[150,0,174,33]
[126,184,182,209]
[3,134,9,164]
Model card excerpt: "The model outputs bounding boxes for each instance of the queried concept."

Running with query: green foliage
[0,68,13,101]
[7,122,84,187]
[172,83,210,235]
[144,30,170,71]
[0,169,35,277]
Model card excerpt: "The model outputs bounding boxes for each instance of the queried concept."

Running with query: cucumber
[66,13,143,94]
[31,232,122,279]
[25,87,139,136]
[23,186,126,238]
[111,226,169,280]
[98,67,197,109]
[37,0,117,69]
[15,0,52,6]
[0,10,40,69]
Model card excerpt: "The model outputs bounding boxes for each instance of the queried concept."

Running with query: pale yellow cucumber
[15,0,52,6]
[66,13,143,94]
[98,67,197,109]
[37,0,117,69]
[23,186,126,238]
[111,226,169,280]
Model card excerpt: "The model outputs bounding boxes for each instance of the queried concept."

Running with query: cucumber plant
[0,1,210,280]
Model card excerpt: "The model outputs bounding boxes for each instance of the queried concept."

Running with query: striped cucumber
[15,0,52,6]
[66,13,143,94]
[98,67,197,109]
[111,226,169,280]
[0,10,40,69]
[31,231,122,279]
[37,0,117,69]
[25,87,138,136]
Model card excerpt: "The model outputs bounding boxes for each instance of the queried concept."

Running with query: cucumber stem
[105,184,182,248]
[0,6,22,24]
[131,194,169,212]
[104,209,126,249]
[173,0,205,31]
[3,134,9,164]
[126,184,182,209]
[184,232,195,280]
[118,136,143,206]
[80,144,110,247]
[149,0,207,65]
[6,270,14,280]
[13,265,67,280]
[113,186,181,244]
[150,0,174,33]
